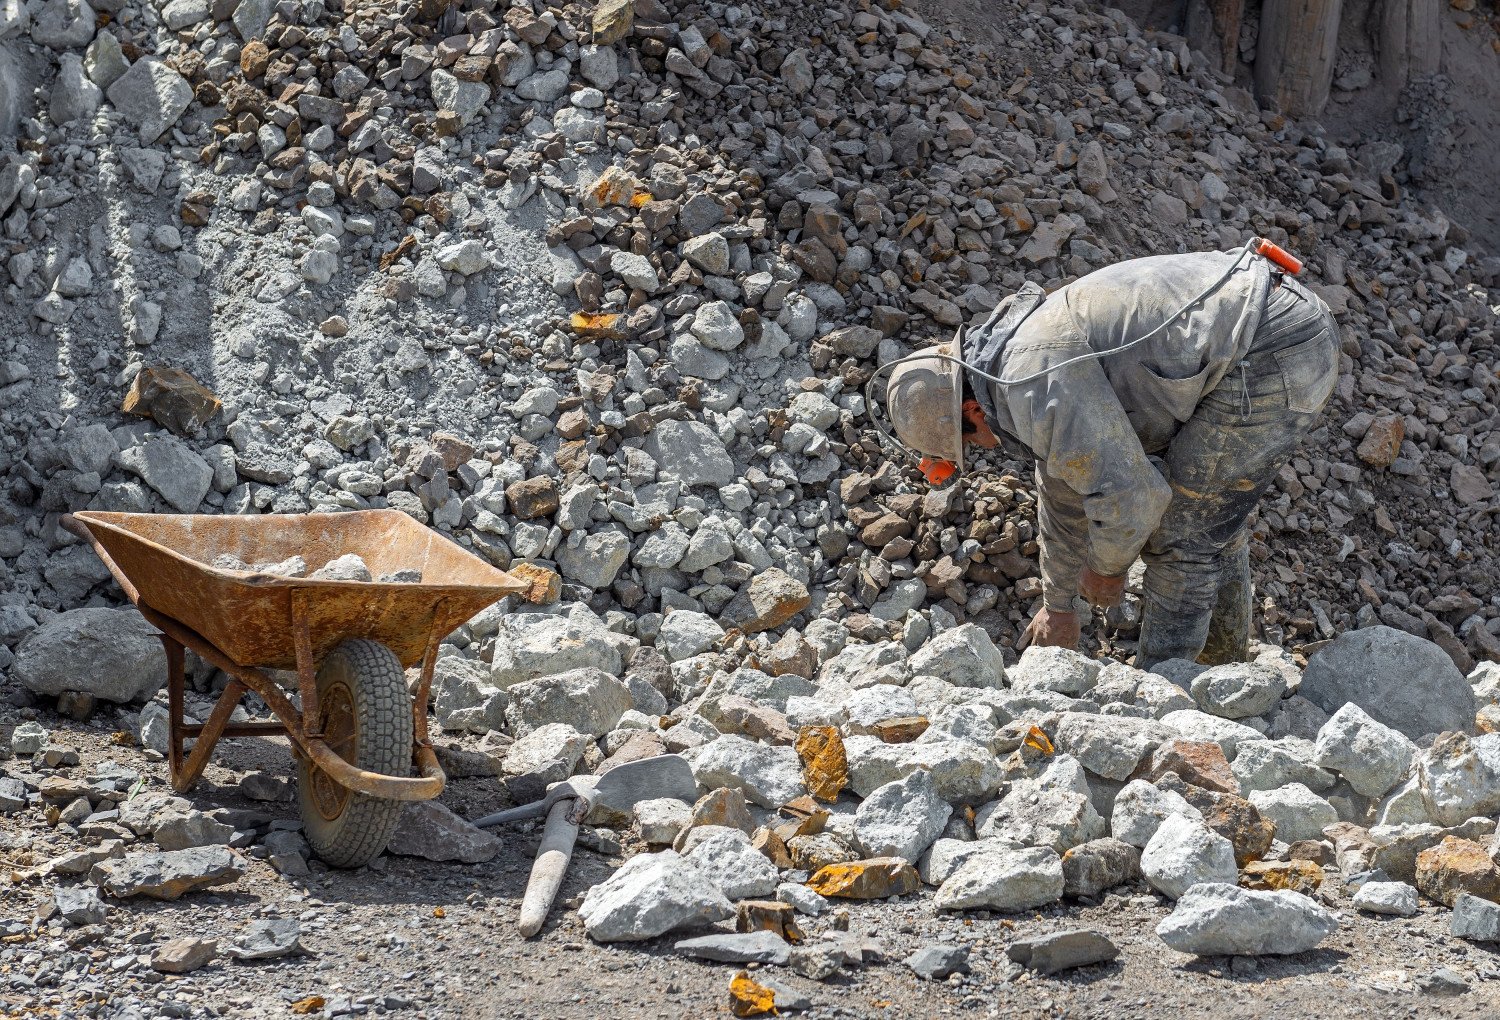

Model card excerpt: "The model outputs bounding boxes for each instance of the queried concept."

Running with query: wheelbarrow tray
[69,509,528,671]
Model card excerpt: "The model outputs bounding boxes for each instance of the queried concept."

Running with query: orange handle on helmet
[1253,238,1302,275]
[919,457,957,486]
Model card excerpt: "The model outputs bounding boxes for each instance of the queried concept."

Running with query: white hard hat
[884,337,965,471]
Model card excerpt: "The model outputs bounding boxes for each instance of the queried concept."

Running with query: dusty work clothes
[965,248,1339,668]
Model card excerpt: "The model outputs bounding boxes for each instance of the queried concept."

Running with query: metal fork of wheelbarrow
[474,754,698,937]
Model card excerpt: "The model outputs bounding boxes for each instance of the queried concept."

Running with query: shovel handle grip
[517,797,582,938]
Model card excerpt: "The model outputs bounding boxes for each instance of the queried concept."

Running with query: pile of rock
[420,606,1495,969]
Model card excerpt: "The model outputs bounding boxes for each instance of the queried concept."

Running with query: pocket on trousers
[1274,333,1337,413]
[1137,361,1221,423]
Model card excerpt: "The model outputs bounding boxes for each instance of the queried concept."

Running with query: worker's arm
[1003,349,1173,591]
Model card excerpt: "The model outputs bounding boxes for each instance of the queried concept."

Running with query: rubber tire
[296,639,412,868]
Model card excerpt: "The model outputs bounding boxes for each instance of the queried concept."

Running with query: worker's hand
[1021,608,1080,651]
[1079,567,1126,609]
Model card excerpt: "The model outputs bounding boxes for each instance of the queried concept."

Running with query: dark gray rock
[1300,627,1475,739]
[1006,930,1120,974]
[674,930,791,964]
[903,943,971,980]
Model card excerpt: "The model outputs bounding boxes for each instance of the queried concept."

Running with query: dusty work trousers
[1132,279,1340,670]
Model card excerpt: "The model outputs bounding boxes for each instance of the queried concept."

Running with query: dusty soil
[6,716,1500,1020]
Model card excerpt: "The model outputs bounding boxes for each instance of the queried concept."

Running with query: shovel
[473,754,697,937]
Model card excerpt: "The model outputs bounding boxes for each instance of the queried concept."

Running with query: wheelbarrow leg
[160,634,186,782]
[171,678,247,793]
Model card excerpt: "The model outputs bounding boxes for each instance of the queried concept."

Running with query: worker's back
[979,249,1275,454]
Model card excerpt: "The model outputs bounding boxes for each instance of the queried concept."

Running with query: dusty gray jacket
[966,249,1274,607]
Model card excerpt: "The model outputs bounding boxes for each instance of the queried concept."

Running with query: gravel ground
[5,719,1500,1020]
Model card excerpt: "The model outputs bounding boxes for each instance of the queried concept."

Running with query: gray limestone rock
[854,768,952,863]
[1156,883,1339,955]
[386,801,502,864]
[106,57,192,144]
[13,608,165,703]
[934,846,1064,912]
[1312,703,1415,798]
[682,826,779,898]
[1140,815,1237,900]
[578,850,733,942]
[504,667,632,738]
[117,434,213,512]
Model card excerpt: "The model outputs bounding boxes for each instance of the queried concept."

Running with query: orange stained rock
[1241,859,1323,895]
[569,312,625,338]
[805,857,920,899]
[795,726,848,802]
[729,970,778,1017]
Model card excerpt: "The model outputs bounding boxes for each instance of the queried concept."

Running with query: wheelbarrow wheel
[297,639,412,868]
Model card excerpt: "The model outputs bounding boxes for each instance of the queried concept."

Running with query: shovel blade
[593,754,698,812]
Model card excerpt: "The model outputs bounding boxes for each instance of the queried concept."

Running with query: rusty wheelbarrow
[64,509,540,868]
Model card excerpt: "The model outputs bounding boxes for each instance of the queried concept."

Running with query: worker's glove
[1079,567,1126,609]
[1021,608,1080,651]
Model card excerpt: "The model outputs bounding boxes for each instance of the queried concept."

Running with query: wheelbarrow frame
[62,510,530,803]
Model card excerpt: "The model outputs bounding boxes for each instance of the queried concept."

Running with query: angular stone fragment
[1312,703,1415,798]
[91,847,245,900]
[1241,859,1324,895]
[907,624,1005,688]
[684,827,780,899]
[504,667,632,738]
[905,943,970,980]
[853,769,951,863]
[1156,883,1338,956]
[122,366,221,436]
[151,936,218,974]
[795,725,847,802]
[845,737,1002,804]
[1140,738,1240,794]
[386,801,501,864]
[1006,930,1120,974]
[722,568,810,634]
[1416,732,1500,826]
[1140,815,1238,900]
[1062,837,1142,898]
[1189,662,1286,720]
[1248,784,1339,845]
[591,0,632,44]
[692,735,807,808]
[934,846,1064,912]
[107,58,193,144]
[805,857,919,899]
[226,919,304,960]
[13,608,164,703]
[1053,713,1167,781]
[1352,880,1418,917]
[1110,779,1202,848]
[579,851,733,942]
[1414,836,1500,907]
[1452,893,1500,942]
[676,930,791,965]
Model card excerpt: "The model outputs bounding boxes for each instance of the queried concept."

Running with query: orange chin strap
[919,457,957,486]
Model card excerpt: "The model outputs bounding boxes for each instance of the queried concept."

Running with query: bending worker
[883,243,1339,670]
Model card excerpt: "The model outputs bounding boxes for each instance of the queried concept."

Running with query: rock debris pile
[0,0,1499,1010]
